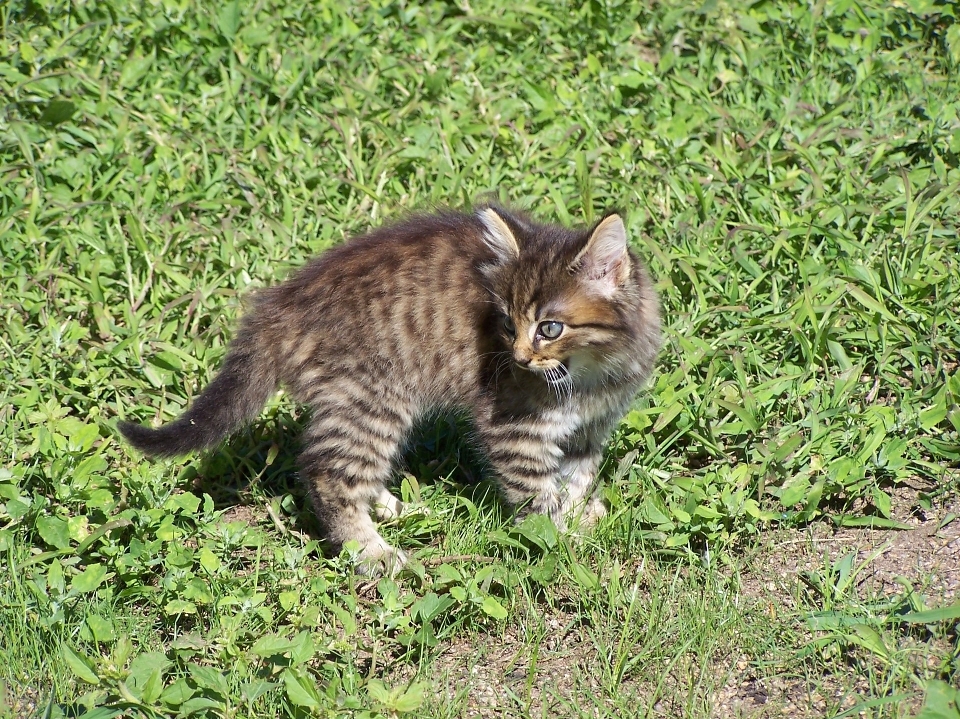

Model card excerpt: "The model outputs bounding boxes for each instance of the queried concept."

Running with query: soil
[423,486,960,718]
[713,485,960,719]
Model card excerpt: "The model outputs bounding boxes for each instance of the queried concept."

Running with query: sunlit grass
[1,0,958,717]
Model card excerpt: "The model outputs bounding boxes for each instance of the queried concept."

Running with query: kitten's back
[255,211,498,408]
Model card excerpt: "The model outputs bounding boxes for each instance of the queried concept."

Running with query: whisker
[491,356,511,385]
[542,363,573,405]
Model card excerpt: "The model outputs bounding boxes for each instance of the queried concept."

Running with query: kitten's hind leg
[580,493,608,527]
[310,481,408,576]
[299,392,413,576]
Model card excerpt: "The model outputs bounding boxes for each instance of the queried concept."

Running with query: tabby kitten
[120,206,661,573]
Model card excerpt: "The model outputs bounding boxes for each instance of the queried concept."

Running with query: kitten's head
[477,206,655,388]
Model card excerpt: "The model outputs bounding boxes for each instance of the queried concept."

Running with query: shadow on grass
[187,407,500,546]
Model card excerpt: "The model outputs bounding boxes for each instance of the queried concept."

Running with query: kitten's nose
[514,353,532,367]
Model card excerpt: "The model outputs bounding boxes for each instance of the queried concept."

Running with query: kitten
[120,206,661,573]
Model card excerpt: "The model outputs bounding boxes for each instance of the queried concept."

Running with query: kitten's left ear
[477,207,520,262]
[572,213,631,294]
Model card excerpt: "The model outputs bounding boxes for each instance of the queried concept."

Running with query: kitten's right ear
[571,213,631,297]
[477,208,520,262]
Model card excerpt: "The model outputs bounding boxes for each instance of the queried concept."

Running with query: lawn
[1,0,959,717]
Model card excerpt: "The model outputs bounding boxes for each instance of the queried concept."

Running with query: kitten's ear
[572,213,631,294]
[477,208,520,261]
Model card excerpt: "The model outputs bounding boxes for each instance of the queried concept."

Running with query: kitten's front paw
[578,495,608,528]
[561,495,607,534]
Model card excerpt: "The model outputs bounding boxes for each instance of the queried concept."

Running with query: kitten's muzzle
[512,345,534,367]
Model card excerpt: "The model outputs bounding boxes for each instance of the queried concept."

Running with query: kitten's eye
[503,316,516,336]
[538,321,564,339]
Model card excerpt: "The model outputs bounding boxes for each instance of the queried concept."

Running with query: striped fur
[120,206,661,573]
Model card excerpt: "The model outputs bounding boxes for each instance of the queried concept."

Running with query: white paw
[580,495,608,528]
[355,539,408,577]
[373,488,404,521]
[561,494,607,533]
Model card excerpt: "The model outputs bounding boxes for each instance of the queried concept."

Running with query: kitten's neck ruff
[565,350,647,389]
[517,353,641,406]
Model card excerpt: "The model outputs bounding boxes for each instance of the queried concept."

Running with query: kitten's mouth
[522,358,568,372]
[526,359,572,388]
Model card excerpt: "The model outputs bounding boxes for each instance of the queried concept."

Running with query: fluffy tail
[119,327,276,457]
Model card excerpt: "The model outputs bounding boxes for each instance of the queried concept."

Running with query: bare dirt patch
[426,616,618,718]
[748,486,960,609]
[218,502,266,529]
[420,487,959,718]
[714,485,960,718]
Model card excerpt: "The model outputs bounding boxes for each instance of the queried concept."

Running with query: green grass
[2,0,960,716]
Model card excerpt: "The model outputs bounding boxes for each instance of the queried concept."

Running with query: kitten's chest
[538,386,634,443]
